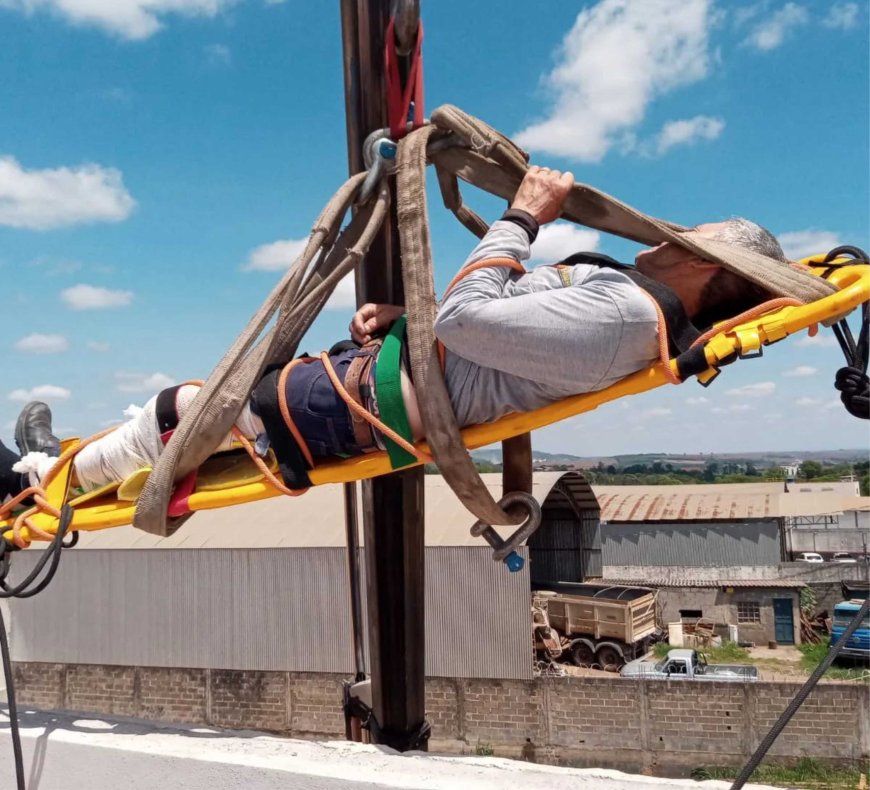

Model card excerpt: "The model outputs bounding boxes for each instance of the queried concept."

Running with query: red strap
[385,17,424,140]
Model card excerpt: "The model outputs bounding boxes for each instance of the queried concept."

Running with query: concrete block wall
[12,662,868,775]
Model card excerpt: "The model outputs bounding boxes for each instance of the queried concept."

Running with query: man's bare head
[635,218,785,327]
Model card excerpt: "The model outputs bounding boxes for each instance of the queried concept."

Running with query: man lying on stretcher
[2,166,784,499]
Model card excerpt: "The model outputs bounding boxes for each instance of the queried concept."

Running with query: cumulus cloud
[529,223,600,263]
[205,43,230,64]
[14,333,69,354]
[777,229,842,260]
[642,407,672,418]
[87,340,111,352]
[0,0,237,41]
[0,156,135,230]
[823,2,859,29]
[653,115,724,156]
[744,3,808,51]
[686,396,709,406]
[61,284,133,310]
[794,333,837,349]
[244,238,356,310]
[115,372,176,393]
[8,384,71,401]
[795,396,822,407]
[514,0,714,162]
[243,238,308,272]
[712,403,754,413]
[725,381,776,397]
[783,365,818,377]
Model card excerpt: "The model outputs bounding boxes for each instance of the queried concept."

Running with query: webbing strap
[396,122,520,527]
[375,316,416,469]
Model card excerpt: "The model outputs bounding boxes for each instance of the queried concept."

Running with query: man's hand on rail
[511,165,574,225]
[350,303,405,345]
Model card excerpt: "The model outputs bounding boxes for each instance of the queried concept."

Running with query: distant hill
[470,447,867,468]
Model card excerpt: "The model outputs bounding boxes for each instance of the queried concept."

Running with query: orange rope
[636,288,681,385]
[319,351,432,462]
[277,358,316,469]
[230,428,309,497]
[442,257,527,298]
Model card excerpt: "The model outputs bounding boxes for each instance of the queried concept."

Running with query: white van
[795,552,824,563]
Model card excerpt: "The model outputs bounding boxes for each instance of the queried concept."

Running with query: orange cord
[319,351,432,462]
[690,298,802,349]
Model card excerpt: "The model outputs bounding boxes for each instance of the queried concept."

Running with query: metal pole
[339,0,428,752]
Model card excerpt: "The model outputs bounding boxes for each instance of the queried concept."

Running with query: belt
[344,346,380,453]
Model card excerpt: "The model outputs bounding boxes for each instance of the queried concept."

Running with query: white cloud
[0,156,135,230]
[725,381,776,397]
[711,403,754,413]
[794,333,837,348]
[744,3,808,51]
[87,340,111,352]
[642,407,672,418]
[795,396,822,407]
[529,223,600,263]
[244,238,357,310]
[686,396,709,406]
[653,115,724,156]
[823,3,859,29]
[0,0,237,41]
[205,43,230,64]
[115,372,176,393]
[325,273,358,311]
[514,0,714,162]
[8,384,71,402]
[243,238,308,272]
[777,229,842,260]
[783,365,818,377]
[61,284,133,310]
[14,333,69,354]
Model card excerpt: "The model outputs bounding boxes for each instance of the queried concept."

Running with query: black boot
[14,401,61,457]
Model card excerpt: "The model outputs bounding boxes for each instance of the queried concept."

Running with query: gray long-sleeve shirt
[434,220,661,427]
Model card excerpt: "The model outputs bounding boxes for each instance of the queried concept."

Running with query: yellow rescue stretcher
[3,257,868,546]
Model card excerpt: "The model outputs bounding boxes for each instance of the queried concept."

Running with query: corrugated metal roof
[69,473,868,550]
[599,577,806,589]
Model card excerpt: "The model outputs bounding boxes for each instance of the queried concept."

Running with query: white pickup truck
[620,648,758,682]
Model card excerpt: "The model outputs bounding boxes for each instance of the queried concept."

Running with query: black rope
[730,595,870,790]
[0,505,75,790]
[824,246,869,420]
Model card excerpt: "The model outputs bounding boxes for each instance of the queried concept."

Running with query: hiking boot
[14,401,61,457]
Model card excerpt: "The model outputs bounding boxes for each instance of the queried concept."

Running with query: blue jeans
[267,349,367,459]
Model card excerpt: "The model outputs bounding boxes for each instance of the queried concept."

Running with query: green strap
[375,315,417,469]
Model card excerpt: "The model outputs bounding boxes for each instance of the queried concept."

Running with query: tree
[799,460,824,480]
[703,462,719,482]
[745,462,759,477]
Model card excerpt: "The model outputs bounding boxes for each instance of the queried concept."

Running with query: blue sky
[0,0,867,457]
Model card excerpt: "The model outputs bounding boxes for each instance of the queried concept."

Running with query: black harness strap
[558,252,711,381]
[250,368,313,489]
[155,385,185,435]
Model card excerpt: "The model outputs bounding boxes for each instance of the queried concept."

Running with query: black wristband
[500,209,540,243]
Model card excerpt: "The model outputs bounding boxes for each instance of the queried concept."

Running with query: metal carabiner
[357,130,398,205]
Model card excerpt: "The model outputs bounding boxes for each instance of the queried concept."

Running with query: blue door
[773,598,795,644]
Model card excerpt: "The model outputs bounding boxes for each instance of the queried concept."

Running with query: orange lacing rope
[442,257,527,298]
[0,425,117,547]
[319,351,432,462]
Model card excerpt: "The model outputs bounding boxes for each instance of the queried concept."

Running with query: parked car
[795,552,824,563]
[832,552,858,564]
[620,649,758,682]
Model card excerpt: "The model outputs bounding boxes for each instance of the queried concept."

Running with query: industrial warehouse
[6,473,868,771]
